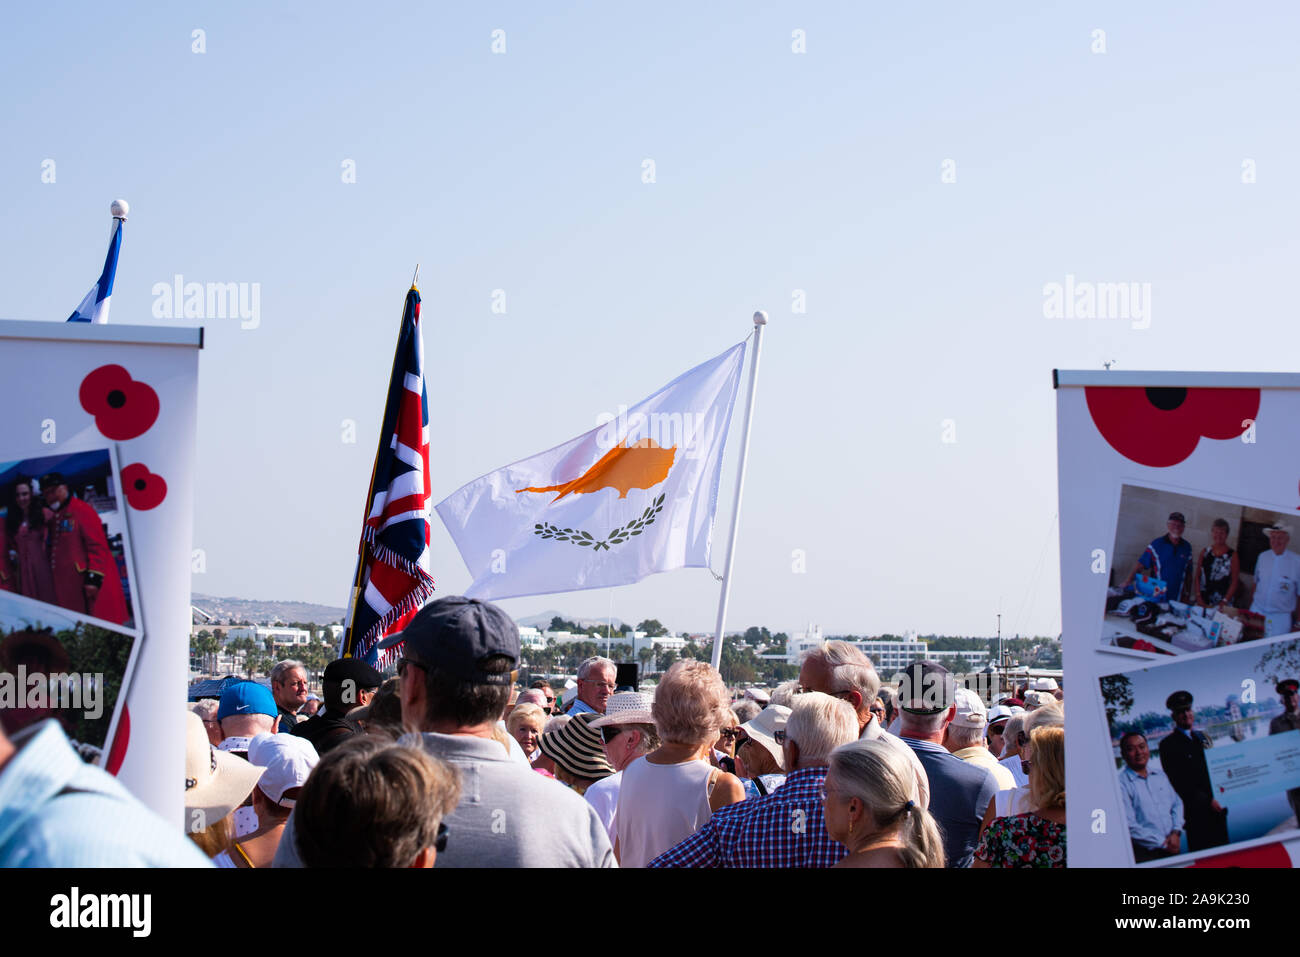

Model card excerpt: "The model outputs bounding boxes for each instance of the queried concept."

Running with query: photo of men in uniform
[1157,690,1229,852]
[1270,678,1300,819]
[1103,637,1300,865]
[0,450,136,630]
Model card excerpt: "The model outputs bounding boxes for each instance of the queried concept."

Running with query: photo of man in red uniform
[39,471,130,626]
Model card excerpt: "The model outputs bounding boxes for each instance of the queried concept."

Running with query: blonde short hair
[652,660,730,747]
[507,703,546,738]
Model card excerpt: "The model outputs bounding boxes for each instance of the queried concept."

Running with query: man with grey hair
[270,659,309,732]
[516,688,549,711]
[944,687,1015,790]
[650,692,860,867]
[768,680,798,709]
[799,641,929,807]
[569,656,617,715]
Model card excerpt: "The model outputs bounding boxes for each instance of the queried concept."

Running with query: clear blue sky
[4,2,1298,637]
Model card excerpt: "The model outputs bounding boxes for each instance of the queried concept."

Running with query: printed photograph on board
[0,447,142,633]
[1100,635,1300,866]
[1099,483,1298,659]
[0,589,139,765]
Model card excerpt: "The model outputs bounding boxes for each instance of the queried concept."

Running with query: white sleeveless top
[615,756,715,868]
[993,786,1033,819]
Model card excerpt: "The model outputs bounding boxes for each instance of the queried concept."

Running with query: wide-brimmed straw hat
[184,710,264,832]
[589,691,655,728]
[539,711,615,779]
[740,704,791,767]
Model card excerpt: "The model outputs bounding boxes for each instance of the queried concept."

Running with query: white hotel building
[785,626,931,675]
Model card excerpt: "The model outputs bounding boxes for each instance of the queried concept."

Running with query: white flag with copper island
[437,341,747,600]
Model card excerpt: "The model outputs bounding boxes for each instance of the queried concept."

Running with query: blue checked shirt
[649,767,847,868]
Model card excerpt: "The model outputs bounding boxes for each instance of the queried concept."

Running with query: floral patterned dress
[974,812,1066,867]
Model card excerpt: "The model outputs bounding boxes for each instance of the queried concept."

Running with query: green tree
[637,619,668,638]
[1100,674,1134,731]
[1257,638,1300,685]
[638,646,655,674]
[659,649,678,670]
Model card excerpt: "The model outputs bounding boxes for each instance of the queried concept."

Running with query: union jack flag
[341,284,435,667]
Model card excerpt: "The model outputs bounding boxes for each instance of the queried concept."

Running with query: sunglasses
[773,730,787,745]
[396,657,427,678]
[600,726,626,744]
[718,728,741,739]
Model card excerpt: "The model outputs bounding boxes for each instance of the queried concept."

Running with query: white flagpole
[711,311,766,672]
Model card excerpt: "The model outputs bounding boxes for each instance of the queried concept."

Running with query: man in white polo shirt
[1251,524,1300,638]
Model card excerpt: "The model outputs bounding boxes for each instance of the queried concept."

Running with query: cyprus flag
[436,341,747,600]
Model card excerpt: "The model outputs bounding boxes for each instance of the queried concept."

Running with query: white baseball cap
[951,687,987,729]
[247,732,319,807]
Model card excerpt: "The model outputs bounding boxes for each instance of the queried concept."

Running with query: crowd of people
[0,594,1067,868]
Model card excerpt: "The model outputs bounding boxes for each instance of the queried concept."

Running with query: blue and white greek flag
[67,218,123,324]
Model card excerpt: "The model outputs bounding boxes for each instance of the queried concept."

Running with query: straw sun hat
[183,710,264,832]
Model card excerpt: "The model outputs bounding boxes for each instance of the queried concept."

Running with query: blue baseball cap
[217,681,278,721]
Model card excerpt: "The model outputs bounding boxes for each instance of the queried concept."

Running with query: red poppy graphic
[79,365,160,440]
[1188,842,1291,868]
[107,705,129,776]
[121,463,167,510]
[1085,387,1259,468]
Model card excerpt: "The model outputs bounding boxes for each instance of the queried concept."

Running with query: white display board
[0,319,201,823]
[1057,370,1300,868]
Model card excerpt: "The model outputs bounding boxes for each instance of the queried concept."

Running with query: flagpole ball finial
[110,199,129,220]
[753,310,768,326]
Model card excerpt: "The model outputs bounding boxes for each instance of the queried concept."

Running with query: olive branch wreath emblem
[533,494,666,552]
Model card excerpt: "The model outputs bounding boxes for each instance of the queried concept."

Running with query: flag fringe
[360,527,436,584]
[353,576,436,662]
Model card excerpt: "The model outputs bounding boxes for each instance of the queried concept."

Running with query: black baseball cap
[38,472,66,489]
[1168,512,1186,523]
[323,658,385,689]
[378,596,519,685]
[894,661,956,715]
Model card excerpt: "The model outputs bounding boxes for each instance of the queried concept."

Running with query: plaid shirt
[649,767,847,868]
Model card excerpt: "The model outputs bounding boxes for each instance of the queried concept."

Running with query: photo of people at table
[0,449,138,631]
[1101,485,1299,658]
[1101,636,1300,866]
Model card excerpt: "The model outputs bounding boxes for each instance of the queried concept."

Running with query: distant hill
[516,609,626,631]
[192,593,346,626]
